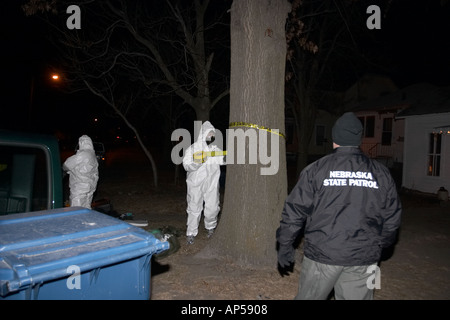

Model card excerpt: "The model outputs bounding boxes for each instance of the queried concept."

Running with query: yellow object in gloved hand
[193,151,227,163]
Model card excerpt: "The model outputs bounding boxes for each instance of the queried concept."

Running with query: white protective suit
[63,135,99,209]
[183,121,225,237]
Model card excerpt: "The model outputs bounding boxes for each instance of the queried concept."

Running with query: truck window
[0,145,50,215]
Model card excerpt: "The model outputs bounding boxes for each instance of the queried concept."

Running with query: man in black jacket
[276,112,402,300]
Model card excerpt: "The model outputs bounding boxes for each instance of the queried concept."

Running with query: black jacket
[277,147,402,266]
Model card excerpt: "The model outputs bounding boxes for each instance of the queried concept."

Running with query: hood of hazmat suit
[182,121,224,175]
[63,135,99,208]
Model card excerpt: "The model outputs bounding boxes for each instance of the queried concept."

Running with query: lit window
[427,133,441,176]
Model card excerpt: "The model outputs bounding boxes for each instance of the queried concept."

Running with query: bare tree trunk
[193,97,213,122]
[200,0,290,267]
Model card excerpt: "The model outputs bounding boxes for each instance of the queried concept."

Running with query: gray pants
[295,256,375,300]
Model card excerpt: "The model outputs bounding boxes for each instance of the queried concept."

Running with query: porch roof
[350,83,450,117]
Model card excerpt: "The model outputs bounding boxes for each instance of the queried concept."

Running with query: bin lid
[0,207,169,296]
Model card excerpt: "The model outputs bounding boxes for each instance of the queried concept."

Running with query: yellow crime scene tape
[192,122,284,163]
[193,151,227,163]
[229,122,286,139]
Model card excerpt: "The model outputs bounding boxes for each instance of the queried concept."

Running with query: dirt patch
[94,146,450,300]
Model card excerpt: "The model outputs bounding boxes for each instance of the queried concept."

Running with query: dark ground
[85,145,450,300]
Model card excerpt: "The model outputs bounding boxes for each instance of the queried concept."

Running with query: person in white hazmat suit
[63,135,99,209]
[183,121,225,244]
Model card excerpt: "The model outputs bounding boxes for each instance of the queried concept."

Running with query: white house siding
[392,117,405,163]
[402,113,450,194]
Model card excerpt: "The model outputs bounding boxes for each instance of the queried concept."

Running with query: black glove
[277,244,295,276]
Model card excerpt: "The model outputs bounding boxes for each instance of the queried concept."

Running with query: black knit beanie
[332,112,363,146]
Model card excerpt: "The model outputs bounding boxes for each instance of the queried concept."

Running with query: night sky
[1,1,449,137]
[1,1,94,137]
[382,0,450,86]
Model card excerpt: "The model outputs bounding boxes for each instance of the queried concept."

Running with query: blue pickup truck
[0,130,64,215]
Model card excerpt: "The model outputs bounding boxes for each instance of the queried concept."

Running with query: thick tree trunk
[201,0,290,267]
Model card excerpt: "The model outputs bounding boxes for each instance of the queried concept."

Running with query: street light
[51,74,59,80]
